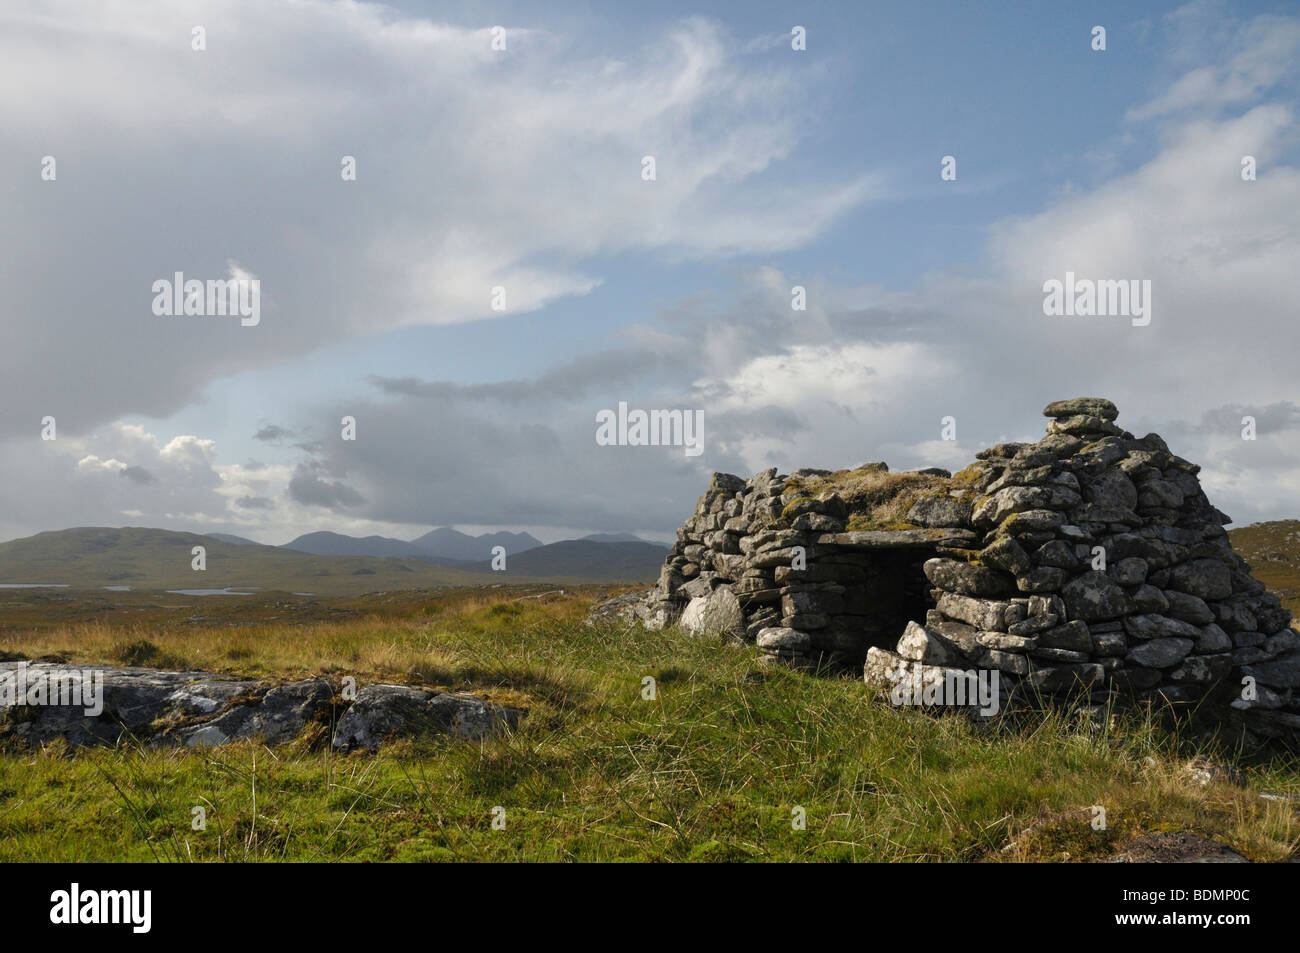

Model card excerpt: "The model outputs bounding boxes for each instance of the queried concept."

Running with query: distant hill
[1229,520,1300,618]
[581,532,650,543]
[205,532,261,546]
[0,527,490,596]
[280,527,544,562]
[0,527,661,593]
[409,527,543,561]
[461,539,668,581]
[282,531,429,559]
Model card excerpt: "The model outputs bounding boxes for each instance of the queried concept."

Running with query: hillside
[0,527,491,596]
[459,539,669,580]
[0,587,1295,863]
[410,527,543,561]
[1228,520,1300,617]
[280,527,544,561]
[281,531,430,559]
[0,527,664,594]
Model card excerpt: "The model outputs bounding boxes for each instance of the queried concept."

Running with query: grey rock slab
[1061,571,1130,622]
[1042,398,1119,421]
[922,557,1012,597]
[1126,637,1194,669]
[331,684,521,751]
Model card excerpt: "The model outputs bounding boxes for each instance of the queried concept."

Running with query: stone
[1092,631,1127,657]
[1038,620,1092,652]
[1130,584,1169,613]
[1061,571,1130,622]
[1007,613,1058,636]
[1084,470,1139,512]
[936,593,1017,631]
[1112,557,1148,585]
[997,509,1066,534]
[1195,623,1233,653]
[1169,654,1232,685]
[0,662,526,752]
[679,587,747,641]
[981,536,1033,575]
[897,621,962,666]
[1042,398,1119,421]
[977,648,1030,675]
[1123,614,1202,641]
[1047,415,1124,438]
[1023,663,1105,693]
[1168,559,1233,601]
[1163,590,1215,625]
[1035,540,1080,569]
[179,678,336,747]
[906,494,973,528]
[922,558,1012,597]
[755,627,812,655]
[1016,567,1067,593]
[332,684,521,751]
[977,631,1038,652]
[1126,638,1194,669]
[1241,656,1300,689]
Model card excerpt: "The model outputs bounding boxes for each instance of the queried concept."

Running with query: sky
[1,0,1299,546]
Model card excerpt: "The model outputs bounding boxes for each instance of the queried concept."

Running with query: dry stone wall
[593,397,1300,741]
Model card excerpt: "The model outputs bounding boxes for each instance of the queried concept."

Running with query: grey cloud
[287,463,365,509]
[254,425,295,443]
[370,348,677,404]
[120,465,157,485]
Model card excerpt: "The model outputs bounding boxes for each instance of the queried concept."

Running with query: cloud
[287,462,365,508]
[0,2,873,441]
[1127,8,1300,120]
[254,425,294,443]
[3,1,1300,543]
[120,465,157,485]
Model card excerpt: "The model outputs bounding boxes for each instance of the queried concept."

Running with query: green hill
[0,527,489,597]
[1228,520,1300,618]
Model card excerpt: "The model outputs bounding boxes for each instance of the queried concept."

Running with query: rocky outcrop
[0,662,522,750]
[593,397,1300,741]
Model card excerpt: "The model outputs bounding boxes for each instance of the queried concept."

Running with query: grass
[0,587,1297,862]
[782,464,960,531]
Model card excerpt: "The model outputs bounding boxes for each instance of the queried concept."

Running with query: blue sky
[3,0,1299,544]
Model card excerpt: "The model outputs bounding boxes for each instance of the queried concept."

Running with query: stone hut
[594,398,1300,740]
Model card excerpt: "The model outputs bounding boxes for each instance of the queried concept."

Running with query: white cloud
[0,3,874,440]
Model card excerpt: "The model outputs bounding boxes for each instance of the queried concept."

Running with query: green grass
[0,588,1297,862]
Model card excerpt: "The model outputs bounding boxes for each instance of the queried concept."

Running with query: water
[165,587,259,596]
[103,586,132,591]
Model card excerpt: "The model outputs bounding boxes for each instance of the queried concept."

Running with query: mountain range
[280,527,545,562]
[0,525,668,595]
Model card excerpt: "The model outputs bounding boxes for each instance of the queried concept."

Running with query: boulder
[1042,398,1119,421]
[332,684,521,751]
[679,586,746,641]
